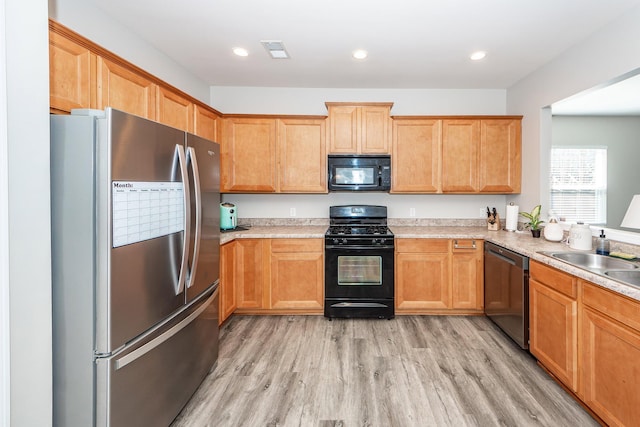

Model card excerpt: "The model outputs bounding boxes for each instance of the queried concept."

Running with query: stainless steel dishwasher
[484,242,530,349]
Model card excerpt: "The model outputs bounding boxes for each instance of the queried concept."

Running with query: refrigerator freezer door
[98,109,189,353]
[185,133,221,303]
[96,286,219,427]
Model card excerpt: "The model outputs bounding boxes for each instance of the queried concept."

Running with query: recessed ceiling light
[470,51,487,61]
[352,49,368,60]
[233,47,249,57]
[261,40,290,59]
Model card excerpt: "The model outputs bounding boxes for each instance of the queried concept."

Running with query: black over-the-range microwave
[327,154,391,192]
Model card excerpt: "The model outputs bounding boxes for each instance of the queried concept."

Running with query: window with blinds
[549,147,607,224]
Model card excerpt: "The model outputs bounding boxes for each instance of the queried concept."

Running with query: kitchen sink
[604,270,640,287]
[540,251,640,289]
[548,252,639,271]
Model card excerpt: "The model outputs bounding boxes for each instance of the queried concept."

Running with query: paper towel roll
[505,204,519,231]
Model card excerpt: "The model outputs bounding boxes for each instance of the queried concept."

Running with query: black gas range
[324,205,394,319]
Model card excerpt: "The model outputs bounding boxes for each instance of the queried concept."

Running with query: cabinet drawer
[270,238,323,253]
[530,261,577,298]
[396,239,449,253]
[582,281,640,331]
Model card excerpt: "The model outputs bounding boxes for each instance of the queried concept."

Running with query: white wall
[210,87,507,116]
[213,86,510,219]
[49,0,211,104]
[5,0,52,426]
[0,0,10,423]
[507,4,640,243]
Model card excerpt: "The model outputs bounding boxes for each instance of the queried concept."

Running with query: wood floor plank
[171,315,598,427]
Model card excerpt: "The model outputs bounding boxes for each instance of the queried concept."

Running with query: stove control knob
[341,238,348,245]
[332,238,340,245]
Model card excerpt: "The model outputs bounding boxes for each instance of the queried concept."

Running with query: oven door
[324,245,394,300]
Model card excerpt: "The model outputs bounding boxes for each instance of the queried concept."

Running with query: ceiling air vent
[261,40,290,59]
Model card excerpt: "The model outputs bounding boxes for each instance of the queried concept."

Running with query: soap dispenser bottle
[596,229,610,255]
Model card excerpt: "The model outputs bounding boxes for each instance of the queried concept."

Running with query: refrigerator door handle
[173,144,190,295]
[114,288,218,370]
[186,147,202,288]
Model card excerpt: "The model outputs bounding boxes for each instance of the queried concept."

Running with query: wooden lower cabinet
[581,282,640,426]
[219,241,237,325]
[269,239,324,310]
[529,263,640,425]
[235,239,268,310]
[451,239,483,309]
[231,238,324,314]
[529,261,578,392]
[395,239,483,313]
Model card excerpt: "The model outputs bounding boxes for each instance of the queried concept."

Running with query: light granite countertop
[219,224,640,302]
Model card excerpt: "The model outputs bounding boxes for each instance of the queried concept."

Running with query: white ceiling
[90,0,640,98]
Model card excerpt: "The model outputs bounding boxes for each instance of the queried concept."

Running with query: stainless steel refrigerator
[51,108,220,426]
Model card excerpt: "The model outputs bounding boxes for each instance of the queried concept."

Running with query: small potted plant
[520,204,544,238]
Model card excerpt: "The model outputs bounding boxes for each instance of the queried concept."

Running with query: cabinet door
[392,119,441,193]
[221,118,277,192]
[581,306,640,426]
[479,119,521,193]
[360,105,390,153]
[441,119,480,192]
[219,241,237,324]
[156,87,193,132]
[49,31,94,113]
[193,104,219,142]
[269,239,324,310]
[97,57,156,119]
[396,240,451,311]
[277,119,327,193]
[451,240,483,310]
[327,105,359,153]
[235,239,267,309]
[529,278,578,391]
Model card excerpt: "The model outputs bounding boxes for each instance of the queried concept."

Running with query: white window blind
[549,147,607,224]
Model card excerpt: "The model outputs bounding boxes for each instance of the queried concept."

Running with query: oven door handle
[325,245,395,250]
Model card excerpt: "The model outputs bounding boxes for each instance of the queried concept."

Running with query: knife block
[487,213,500,231]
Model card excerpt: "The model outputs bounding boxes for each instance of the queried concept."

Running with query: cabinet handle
[454,239,476,249]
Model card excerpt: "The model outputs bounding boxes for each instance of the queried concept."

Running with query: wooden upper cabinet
[221,117,277,192]
[326,103,392,153]
[441,119,480,192]
[156,86,193,132]
[392,118,441,193]
[97,57,156,119]
[479,119,521,193]
[277,118,327,193]
[193,104,220,142]
[49,30,94,113]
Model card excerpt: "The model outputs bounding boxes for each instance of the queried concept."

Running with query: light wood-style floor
[172,315,597,427]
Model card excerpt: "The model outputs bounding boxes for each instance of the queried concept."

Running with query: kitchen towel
[505,204,519,231]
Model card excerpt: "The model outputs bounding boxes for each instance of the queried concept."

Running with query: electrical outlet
[290,207,296,217]
[480,208,487,218]
[409,207,416,217]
